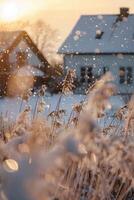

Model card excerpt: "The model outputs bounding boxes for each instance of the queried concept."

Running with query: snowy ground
[0,94,126,200]
[0,94,85,119]
[0,94,125,124]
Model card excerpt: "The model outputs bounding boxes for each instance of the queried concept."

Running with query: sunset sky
[42,0,134,11]
[5,0,132,12]
[0,0,134,41]
[7,0,132,11]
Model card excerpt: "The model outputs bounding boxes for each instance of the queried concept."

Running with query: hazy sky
[0,0,134,13]
[17,0,133,14]
[0,0,134,41]
[21,0,134,12]
[42,0,134,11]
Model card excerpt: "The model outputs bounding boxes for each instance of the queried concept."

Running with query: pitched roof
[0,31,50,72]
[58,14,134,54]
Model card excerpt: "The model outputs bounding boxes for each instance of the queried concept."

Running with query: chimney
[120,7,129,17]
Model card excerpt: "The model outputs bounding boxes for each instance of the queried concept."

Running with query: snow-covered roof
[0,31,22,52]
[58,14,134,54]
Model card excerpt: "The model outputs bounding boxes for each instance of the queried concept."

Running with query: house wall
[64,54,134,94]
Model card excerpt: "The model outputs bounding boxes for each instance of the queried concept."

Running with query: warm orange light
[0,1,48,23]
[1,2,20,22]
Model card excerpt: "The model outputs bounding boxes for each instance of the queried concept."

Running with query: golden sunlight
[0,1,20,22]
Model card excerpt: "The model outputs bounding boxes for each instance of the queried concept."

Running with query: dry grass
[0,71,134,200]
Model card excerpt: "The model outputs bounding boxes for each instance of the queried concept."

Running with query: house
[58,8,134,95]
[0,31,50,96]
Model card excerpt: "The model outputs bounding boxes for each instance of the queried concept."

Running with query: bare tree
[26,20,63,67]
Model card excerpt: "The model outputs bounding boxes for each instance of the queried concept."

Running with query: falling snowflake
[73,35,80,41]
[95,48,101,53]
[97,15,103,20]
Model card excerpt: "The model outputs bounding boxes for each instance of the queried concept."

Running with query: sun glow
[0,1,21,22]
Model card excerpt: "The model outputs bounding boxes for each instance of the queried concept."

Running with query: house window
[80,67,86,83]
[119,67,125,84]
[87,67,93,83]
[127,67,133,84]
[16,52,27,67]
[103,67,109,74]
[80,67,93,84]
[119,67,133,84]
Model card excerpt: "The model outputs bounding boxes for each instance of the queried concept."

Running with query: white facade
[64,54,134,94]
